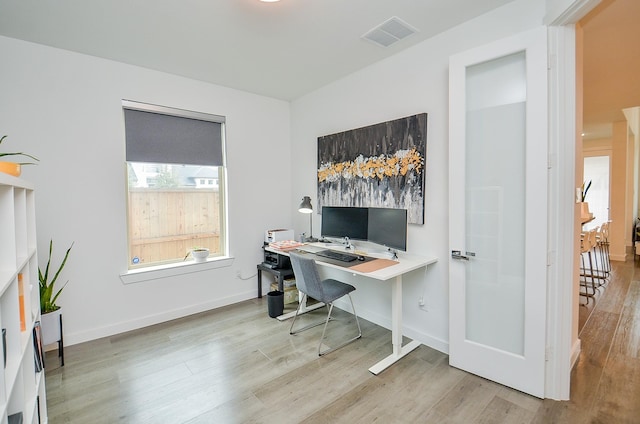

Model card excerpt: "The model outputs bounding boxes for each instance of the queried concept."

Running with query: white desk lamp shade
[298,196,313,213]
[298,196,314,240]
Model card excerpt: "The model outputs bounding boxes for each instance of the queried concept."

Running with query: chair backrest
[580,230,591,254]
[581,229,597,253]
[289,252,325,301]
[600,221,609,241]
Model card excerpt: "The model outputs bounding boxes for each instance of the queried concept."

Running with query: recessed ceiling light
[260,0,281,2]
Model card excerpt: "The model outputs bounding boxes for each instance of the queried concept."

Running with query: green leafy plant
[0,135,39,164]
[581,180,592,202]
[39,240,73,314]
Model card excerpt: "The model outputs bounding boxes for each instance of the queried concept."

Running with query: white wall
[0,36,292,345]
[290,0,546,353]
[0,0,549,351]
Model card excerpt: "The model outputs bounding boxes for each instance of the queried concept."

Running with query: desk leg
[368,275,422,375]
[391,274,403,355]
[257,266,262,298]
[277,274,284,292]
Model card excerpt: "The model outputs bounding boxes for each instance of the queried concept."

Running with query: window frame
[120,100,230,275]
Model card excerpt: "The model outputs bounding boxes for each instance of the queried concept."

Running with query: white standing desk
[265,243,437,374]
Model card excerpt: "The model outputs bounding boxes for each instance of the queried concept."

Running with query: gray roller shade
[123,103,224,166]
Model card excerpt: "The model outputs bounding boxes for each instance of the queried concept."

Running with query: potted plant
[183,247,210,263]
[0,135,39,177]
[580,180,593,221]
[39,240,73,346]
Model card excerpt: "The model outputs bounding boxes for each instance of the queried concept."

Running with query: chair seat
[288,251,362,356]
[318,279,356,304]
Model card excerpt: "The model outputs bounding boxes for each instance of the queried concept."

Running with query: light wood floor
[45,260,640,423]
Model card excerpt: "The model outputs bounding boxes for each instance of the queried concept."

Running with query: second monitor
[367,207,407,252]
[320,206,408,252]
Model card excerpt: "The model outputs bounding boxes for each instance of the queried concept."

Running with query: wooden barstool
[579,229,598,304]
[594,222,611,284]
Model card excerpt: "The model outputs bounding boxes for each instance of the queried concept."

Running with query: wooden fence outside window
[128,188,220,266]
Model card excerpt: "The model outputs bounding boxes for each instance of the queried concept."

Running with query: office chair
[289,251,362,356]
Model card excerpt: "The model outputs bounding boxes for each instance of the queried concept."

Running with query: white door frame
[545,0,601,400]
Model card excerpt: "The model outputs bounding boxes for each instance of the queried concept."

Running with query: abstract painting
[317,113,427,224]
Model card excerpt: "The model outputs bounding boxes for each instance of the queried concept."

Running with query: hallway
[552,258,640,422]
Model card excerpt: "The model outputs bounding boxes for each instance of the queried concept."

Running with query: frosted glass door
[465,52,526,355]
[449,27,547,398]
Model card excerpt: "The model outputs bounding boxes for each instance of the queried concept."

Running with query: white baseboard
[570,338,581,368]
[610,253,627,262]
[403,324,449,354]
[63,290,256,346]
[63,289,450,357]
[333,298,449,355]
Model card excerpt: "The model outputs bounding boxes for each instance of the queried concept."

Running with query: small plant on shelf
[39,240,73,314]
[0,135,39,177]
[183,247,210,262]
[0,135,39,164]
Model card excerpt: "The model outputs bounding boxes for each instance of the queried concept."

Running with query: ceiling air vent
[362,16,418,48]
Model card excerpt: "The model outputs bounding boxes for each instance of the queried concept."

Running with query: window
[122,100,227,269]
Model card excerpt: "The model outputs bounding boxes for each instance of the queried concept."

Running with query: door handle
[451,250,476,260]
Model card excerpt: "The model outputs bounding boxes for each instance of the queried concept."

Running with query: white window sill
[119,256,235,285]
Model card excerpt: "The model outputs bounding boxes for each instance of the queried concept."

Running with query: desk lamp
[298,196,318,242]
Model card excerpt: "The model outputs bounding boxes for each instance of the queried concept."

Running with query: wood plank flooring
[45,260,640,423]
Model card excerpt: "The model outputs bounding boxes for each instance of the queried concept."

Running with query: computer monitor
[320,206,368,241]
[367,207,408,252]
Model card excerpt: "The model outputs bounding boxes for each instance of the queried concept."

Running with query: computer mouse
[357,255,365,261]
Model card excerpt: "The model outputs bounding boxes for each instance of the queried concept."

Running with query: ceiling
[581,0,640,140]
[1,0,635,136]
[0,0,515,101]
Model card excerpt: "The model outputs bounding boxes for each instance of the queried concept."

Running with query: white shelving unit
[0,173,47,424]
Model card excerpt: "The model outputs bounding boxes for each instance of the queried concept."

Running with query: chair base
[290,293,362,356]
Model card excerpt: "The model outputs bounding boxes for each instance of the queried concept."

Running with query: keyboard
[315,249,358,263]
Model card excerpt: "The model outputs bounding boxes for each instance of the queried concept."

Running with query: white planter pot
[191,249,210,263]
[41,308,63,346]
